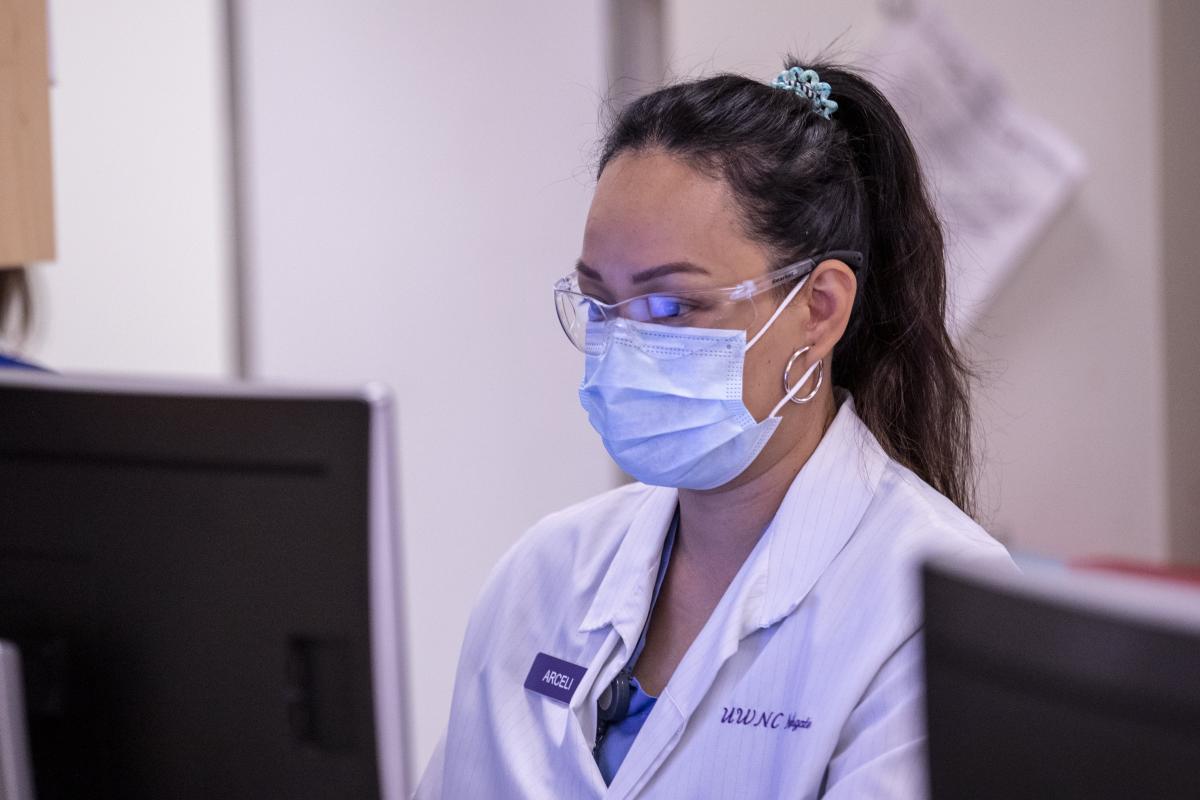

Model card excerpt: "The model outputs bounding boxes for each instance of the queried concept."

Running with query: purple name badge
[524,652,587,705]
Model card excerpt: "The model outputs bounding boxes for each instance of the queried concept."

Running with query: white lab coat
[416,398,1013,799]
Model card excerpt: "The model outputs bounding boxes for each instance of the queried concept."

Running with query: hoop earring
[783,346,823,405]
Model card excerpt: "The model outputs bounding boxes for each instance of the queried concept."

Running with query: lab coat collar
[578,395,886,643]
[579,484,678,648]
[758,394,888,629]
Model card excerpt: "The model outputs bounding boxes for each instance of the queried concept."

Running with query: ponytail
[814,64,976,517]
[599,59,976,516]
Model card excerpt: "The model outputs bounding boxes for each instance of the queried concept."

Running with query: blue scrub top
[595,676,658,785]
[594,509,678,785]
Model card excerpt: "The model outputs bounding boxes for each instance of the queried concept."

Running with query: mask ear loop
[745,273,810,351]
[744,272,819,418]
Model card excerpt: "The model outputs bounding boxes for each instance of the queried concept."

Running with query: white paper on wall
[867,4,1087,339]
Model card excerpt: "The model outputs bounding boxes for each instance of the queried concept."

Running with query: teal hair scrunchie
[772,67,839,119]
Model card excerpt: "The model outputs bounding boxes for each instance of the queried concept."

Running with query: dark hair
[598,59,976,516]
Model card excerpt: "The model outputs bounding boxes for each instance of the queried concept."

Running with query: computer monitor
[923,558,1200,799]
[0,371,411,799]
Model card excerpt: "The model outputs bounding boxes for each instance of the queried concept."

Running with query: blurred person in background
[0,268,41,370]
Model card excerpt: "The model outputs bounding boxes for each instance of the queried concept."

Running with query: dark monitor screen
[0,372,409,799]
[923,559,1200,799]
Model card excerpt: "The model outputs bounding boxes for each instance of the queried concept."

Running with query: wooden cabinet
[0,0,54,266]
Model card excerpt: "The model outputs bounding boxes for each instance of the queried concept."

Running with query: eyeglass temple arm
[821,250,864,272]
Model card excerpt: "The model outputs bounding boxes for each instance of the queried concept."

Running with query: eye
[646,295,688,319]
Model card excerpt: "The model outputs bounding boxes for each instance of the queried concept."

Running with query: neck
[674,389,838,580]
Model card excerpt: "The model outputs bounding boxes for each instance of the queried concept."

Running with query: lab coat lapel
[575,485,679,740]
[545,485,679,784]
[759,397,887,628]
[602,692,687,799]
[531,617,640,795]
[604,526,773,799]
[579,485,680,644]
[557,628,625,795]
[534,626,618,749]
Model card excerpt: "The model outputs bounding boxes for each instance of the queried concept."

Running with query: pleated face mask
[578,275,818,490]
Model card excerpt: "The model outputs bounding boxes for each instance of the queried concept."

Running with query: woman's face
[578,148,814,428]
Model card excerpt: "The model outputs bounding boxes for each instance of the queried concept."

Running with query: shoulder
[863,457,1011,570]
[828,399,1012,581]
[824,452,1015,653]
[506,480,659,569]
[521,480,660,550]
[471,481,659,611]
[818,413,1014,637]
[455,480,662,664]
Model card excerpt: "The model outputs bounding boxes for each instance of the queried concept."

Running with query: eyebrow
[575,259,711,284]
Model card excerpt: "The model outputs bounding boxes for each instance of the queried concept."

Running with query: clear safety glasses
[553,250,863,355]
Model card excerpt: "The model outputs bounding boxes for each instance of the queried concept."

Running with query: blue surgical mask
[578,276,818,490]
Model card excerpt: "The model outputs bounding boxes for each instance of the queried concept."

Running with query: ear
[800,258,857,359]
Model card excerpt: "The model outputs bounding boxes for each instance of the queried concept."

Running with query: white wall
[665,0,1169,561]
[1161,0,1200,563]
[232,0,614,773]
[27,0,235,377]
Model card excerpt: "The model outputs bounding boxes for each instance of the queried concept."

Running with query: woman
[416,60,1013,798]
